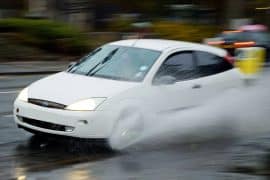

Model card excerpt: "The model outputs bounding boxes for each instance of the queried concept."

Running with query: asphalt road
[0,70,270,179]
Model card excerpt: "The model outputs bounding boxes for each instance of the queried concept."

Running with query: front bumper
[14,99,115,139]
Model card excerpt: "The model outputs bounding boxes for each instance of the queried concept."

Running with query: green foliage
[107,16,134,32]
[0,18,90,55]
[0,34,64,61]
[152,21,220,42]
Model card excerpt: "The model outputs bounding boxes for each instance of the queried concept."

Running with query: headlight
[65,98,106,111]
[17,88,28,102]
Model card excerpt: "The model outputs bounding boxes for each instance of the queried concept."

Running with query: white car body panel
[14,100,115,138]
[29,72,139,105]
[14,39,243,140]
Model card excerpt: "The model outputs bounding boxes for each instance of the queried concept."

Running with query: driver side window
[154,51,197,81]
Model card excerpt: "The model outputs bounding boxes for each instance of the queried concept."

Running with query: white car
[14,39,242,148]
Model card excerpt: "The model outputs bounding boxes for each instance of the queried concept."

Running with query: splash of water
[109,72,270,150]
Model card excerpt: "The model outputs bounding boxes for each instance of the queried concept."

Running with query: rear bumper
[14,99,115,139]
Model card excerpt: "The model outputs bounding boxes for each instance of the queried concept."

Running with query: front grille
[28,98,66,109]
[18,116,74,132]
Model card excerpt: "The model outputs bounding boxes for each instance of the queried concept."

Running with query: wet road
[0,73,270,180]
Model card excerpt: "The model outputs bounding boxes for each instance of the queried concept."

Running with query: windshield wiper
[68,48,101,73]
[87,48,119,76]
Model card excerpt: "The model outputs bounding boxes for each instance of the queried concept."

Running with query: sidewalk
[0,61,70,75]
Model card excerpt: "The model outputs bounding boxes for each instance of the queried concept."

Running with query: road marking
[0,90,20,94]
[0,112,13,118]
[3,114,13,118]
[0,76,10,79]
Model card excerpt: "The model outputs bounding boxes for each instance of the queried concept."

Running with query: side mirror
[68,62,76,69]
[154,75,177,85]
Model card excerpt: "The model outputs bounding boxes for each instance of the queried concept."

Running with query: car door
[145,49,240,114]
[191,50,241,103]
[147,51,204,113]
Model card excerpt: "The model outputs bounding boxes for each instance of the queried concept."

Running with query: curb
[0,70,61,76]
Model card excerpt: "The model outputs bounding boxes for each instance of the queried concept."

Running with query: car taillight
[224,54,235,65]
[234,41,256,48]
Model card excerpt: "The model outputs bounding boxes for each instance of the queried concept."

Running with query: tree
[94,0,166,18]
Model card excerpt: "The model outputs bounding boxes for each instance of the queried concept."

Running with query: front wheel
[108,110,144,150]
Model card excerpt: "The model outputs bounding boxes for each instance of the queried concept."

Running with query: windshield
[68,45,161,82]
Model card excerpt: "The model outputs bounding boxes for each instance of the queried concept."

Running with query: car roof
[109,39,226,56]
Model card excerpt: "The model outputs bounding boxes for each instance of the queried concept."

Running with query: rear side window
[194,51,233,77]
[155,52,197,81]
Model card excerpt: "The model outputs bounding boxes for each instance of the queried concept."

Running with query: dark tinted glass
[155,52,197,81]
[195,51,233,77]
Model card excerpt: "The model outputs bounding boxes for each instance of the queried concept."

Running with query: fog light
[65,126,74,132]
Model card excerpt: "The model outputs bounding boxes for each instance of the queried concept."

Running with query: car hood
[29,72,139,105]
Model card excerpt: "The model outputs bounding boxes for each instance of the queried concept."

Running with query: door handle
[192,84,201,89]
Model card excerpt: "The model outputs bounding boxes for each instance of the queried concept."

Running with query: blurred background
[0,0,269,61]
[1,2,270,179]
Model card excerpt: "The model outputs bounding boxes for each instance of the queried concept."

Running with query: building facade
[1,0,268,30]
[26,0,93,29]
[0,1,25,18]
